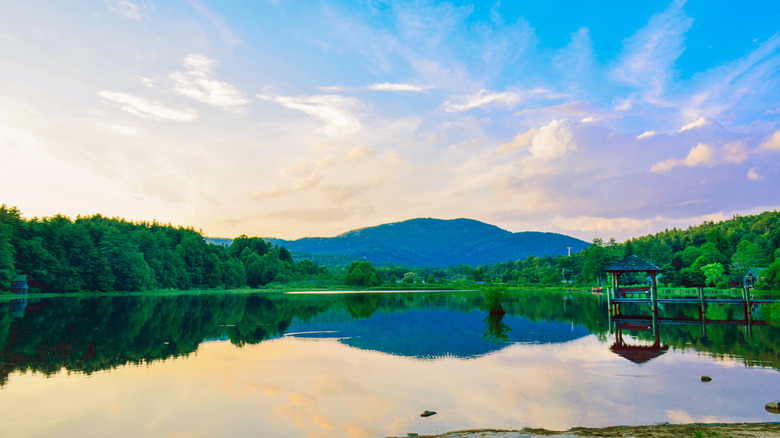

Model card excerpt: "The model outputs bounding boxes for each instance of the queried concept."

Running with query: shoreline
[398,422,780,437]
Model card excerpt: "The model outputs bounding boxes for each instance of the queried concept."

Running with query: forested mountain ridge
[264,218,590,268]
[405,210,780,289]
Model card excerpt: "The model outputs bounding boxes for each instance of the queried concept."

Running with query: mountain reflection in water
[1,290,780,437]
[1,290,778,382]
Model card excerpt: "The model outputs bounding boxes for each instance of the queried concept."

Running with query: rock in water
[701,375,712,382]
[420,410,437,417]
[766,401,780,414]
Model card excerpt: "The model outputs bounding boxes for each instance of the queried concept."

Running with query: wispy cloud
[678,117,710,132]
[637,130,658,140]
[98,91,197,121]
[610,0,692,104]
[366,82,425,92]
[170,54,248,110]
[186,0,242,46]
[681,34,780,122]
[442,89,522,112]
[257,94,362,137]
[102,0,148,20]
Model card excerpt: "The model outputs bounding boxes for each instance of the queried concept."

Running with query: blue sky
[1,0,779,241]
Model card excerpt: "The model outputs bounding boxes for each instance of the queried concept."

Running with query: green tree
[581,240,610,285]
[731,240,771,275]
[402,272,422,284]
[701,263,726,287]
[345,261,381,288]
[0,223,15,290]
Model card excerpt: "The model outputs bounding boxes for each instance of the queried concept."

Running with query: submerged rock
[420,410,437,417]
[766,401,780,414]
[701,375,712,382]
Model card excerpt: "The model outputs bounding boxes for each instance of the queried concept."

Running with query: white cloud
[527,120,576,161]
[170,54,248,110]
[514,120,577,177]
[366,83,425,92]
[759,129,780,151]
[747,167,761,181]
[580,116,596,123]
[682,142,714,166]
[637,130,658,140]
[102,0,147,20]
[98,90,197,121]
[678,117,709,132]
[257,94,362,137]
[441,89,523,112]
[317,86,349,92]
[497,128,539,154]
[137,76,155,88]
[651,141,747,173]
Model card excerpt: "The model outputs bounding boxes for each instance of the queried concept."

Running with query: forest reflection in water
[0,290,779,437]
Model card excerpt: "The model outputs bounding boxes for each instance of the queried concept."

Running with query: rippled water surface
[0,290,778,437]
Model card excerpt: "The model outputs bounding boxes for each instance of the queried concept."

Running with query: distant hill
[255,218,588,268]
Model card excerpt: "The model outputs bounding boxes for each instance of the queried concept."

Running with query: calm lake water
[0,290,779,437]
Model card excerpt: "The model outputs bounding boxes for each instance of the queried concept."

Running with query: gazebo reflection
[610,317,668,364]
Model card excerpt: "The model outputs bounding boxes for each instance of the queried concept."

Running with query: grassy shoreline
[1,284,778,300]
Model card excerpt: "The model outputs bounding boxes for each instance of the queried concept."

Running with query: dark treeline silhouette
[0,206,329,293]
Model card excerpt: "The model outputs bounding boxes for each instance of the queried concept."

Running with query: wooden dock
[608,286,776,339]
[608,286,776,313]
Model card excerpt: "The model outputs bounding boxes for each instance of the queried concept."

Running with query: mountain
[262,218,589,267]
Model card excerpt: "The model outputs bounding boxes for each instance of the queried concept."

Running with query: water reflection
[0,291,777,382]
[0,290,779,437]
[8,297,26,318]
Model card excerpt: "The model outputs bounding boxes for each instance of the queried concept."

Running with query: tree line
[0,205,329,293]
[2,205,779,292]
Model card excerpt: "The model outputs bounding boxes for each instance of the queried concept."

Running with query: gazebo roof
[604,255,663,273]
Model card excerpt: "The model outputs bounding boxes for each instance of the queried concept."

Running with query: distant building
[11,275,28,295]
[743,267,768,289]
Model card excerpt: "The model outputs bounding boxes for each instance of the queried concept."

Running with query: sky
[1,0,779,242]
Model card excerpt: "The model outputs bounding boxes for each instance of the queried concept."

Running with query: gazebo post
[650,272,658,313]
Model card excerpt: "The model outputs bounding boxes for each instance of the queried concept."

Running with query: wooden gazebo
[604,255,663,312]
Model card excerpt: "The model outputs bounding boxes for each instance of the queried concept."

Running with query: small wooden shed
[11,275,28,295]
[743,267,767,289]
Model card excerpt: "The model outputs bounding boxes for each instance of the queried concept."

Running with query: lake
[0,290,779,437]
